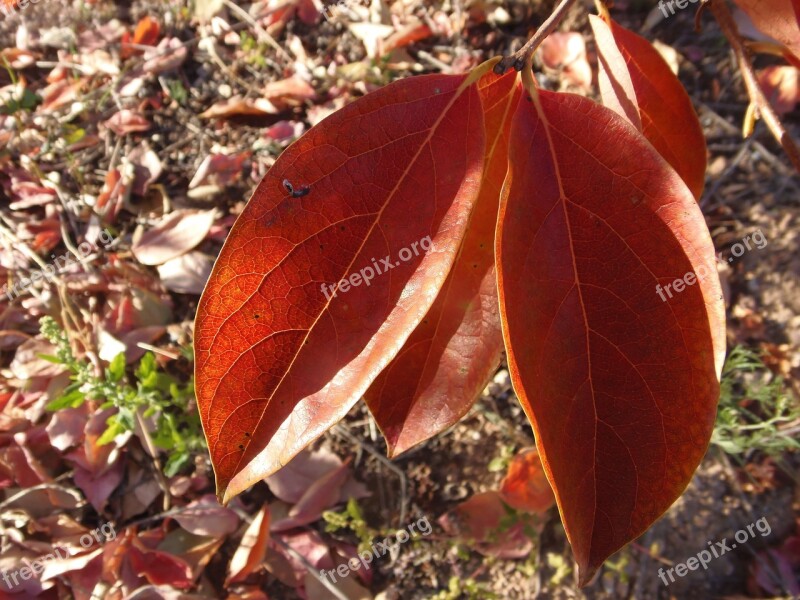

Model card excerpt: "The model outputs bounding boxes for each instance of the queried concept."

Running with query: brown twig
[709,0,800,172]
[135,408,173,511]
[494,0,580,74]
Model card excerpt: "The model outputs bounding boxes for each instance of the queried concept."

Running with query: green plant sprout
[322,498,377,554]
[712,345,800,457]
[39,316,204,476]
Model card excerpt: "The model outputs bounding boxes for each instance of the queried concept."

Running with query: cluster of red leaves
[2,0,799,597]
[0,428,375,598]
[195,0,800,585]
[193,6,732,585]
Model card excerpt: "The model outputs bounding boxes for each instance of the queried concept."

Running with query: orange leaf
[590,15,707,200]
[364,70,520,456]
[121,16,161,59]
[226,504,271,585]
[757,65,800,115]
[133,15,161,46]
[499,447,555,514]
[195,66,495,503]
[496,79,726,585]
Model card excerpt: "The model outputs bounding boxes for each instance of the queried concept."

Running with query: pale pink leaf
[132,210,216,266]
[157,252,213,295]
[104,109,152,135]
[173,495,240,537]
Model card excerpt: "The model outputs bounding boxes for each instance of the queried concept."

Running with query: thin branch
[709,0,800,172]
[494,0,580,74]
[135,408,173,511]
[331,424,407,527]
[220,0,294,64]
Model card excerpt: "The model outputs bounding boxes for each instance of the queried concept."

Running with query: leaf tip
[577,564,597,587]
[216,481,231,506]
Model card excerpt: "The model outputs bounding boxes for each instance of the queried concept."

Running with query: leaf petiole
[493,0,581,75]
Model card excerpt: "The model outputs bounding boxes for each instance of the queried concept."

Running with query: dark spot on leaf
[283,178,310,198]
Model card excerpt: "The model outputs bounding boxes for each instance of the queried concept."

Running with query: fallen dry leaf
[104,109,152,135]
[226,504,271,585]
[173,495,240,537]
[758,65,800,114]
[438,491,535,558]
[157,252,214,295]
[132,210,217,266]
[538,32,592,91]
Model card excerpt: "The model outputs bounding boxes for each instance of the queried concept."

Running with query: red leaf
[129,535,194,589]
[364,71,519,456]
[496,79,726,584]
[121,16,160,60]
[195,68,491,502]
[438,491,534,558]
[590,15,707,200]
[383,22,434,54]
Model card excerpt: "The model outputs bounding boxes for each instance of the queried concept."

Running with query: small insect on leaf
[283,178,311,198]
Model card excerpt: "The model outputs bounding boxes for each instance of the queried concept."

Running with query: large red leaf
[195,70,489,502]
[364,71,520,457]
[496,78,726,584]
[590,15,707,200]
